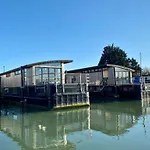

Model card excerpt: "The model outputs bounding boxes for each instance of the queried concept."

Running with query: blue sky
[0,0,150,72]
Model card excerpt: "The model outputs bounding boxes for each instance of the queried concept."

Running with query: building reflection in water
[0,100,150,149]
[90,101,142,137]
[0,106,91,150]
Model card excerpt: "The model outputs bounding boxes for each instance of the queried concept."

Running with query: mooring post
[47,84,51,109]
[85,74,89,104]
[114,85,118,98]
[20,66,25,108]
[61,83,65,107]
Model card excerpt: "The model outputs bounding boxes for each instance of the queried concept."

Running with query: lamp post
[3,66,5,73]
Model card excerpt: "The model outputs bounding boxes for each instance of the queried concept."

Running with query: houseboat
[0,60,89,109]
[66,64,141,100]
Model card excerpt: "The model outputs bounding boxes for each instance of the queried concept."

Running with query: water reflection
[141,97,150,137]
[0,100,150,150]
[0,106,91,150]
[91,101,142,137]
[142,97,150,114]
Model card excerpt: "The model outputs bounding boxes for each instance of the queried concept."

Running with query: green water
[0,100,150,150]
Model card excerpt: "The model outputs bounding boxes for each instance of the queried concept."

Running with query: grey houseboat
[66,64,142,100]
[0,60,89,109]
[66,64,135,85]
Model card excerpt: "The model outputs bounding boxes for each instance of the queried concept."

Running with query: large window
[24,68,33,86]
[43,68,48,74]
[35,67,61,85]
[35,68,42,75]
[49,68,55,74]
[35,75,42,85]
[55,68,61,84]
[43,74,49,83]
[115,69,130,84]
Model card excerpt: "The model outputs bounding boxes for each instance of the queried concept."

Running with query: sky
[0,0,150,72]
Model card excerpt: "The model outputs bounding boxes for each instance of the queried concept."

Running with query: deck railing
[65,73,133,86]
[57,83,88,94]
[88,78,133,86]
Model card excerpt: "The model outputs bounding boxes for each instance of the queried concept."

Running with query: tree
[98,44,140,73]
[98,44,128,66]
[128,58,140,72]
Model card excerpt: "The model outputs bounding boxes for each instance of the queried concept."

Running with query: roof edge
[67,64,135,73]
[0,60,73,76]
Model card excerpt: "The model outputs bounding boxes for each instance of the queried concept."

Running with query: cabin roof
[67,64,135,73]
[0,60,72,76]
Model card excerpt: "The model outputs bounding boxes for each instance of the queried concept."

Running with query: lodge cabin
[0,60,90,109]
